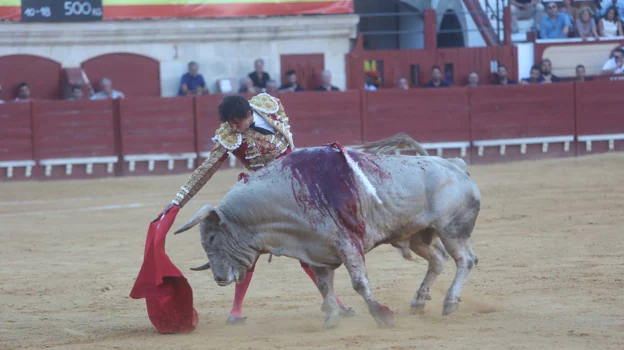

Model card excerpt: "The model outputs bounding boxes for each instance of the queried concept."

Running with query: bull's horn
[190,262,211,271]
[174,204,214,234]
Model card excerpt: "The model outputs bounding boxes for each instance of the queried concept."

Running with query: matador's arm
[171,143,229,208]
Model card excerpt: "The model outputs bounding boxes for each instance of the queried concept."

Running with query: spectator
[14,82,30,102]
[540,2,571,39]
[265,79,278,94]
[601,47,624,74]
[315,70,340,91]
[541,59,561,83]
[511,0,545,33]
[598,6,624,37]
[67,84,84,101]
[576,6,601,40]
[248,58,270,89]
[179,61,209,96]
[238,77,259,94]
[278,69,304,92]
[90,78,125,100]
[560,0,579,33]
[520,65,545,84]
[423,66,450,88]
[606,51,624,74]
[575,64,592,81]
[364,73,378,91]
[467,72,479,86]
[599,0,624,18]
[495,64,517,85]
[396,76,409,89]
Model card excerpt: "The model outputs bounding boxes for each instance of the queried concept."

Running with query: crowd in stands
[179,59,339,97]
[512,0,624,39]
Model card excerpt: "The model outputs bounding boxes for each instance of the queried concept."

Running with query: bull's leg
[300,261,356,317]
[308,266,341,329]
[338,244,395,327]
[408,233,448,314]
[227,257,259,324]
[437,235,478,316]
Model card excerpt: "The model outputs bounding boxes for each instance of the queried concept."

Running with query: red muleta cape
[129,206,199,333]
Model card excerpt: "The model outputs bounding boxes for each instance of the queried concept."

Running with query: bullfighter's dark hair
[285,69,296,76]
[218,95,252,123]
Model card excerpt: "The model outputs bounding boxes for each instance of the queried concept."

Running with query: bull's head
[174,204,249,287]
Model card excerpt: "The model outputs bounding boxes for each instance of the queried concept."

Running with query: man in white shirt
[90,77,125,100]
[601,48,624,75]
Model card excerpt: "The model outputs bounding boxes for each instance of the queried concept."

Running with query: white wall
[516,42,535,81]
[0,15,359,96]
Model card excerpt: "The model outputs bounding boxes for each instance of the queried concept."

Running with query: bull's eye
[209,235,215,244]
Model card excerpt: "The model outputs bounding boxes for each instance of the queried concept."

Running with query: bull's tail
[329,142,383,205]
[356,132,429,156]
[174,204,213,234]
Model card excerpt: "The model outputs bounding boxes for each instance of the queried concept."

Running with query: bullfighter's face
[198,215,247,287]
[228,111,254,134]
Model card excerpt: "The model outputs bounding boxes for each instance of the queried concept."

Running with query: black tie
[249,122,274,135]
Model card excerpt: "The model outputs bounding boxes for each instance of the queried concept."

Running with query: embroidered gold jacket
[172,93,295,208]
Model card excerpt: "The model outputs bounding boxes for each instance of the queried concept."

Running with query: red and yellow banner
[0,0,353,21]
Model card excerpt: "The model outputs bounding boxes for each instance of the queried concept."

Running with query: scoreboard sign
[21,0,102,22]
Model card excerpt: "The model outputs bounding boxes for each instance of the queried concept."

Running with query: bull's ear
[207,209,221,225]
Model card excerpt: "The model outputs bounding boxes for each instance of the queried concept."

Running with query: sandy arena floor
[1,153,623,349]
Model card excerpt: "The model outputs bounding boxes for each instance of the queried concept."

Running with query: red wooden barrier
[575,79,624,155]
[0,102,35,181]
[470,83,576,164]
[279,90,362,148]
[364,88,471,160]
[119,97,196,175]
[34,100,117,179]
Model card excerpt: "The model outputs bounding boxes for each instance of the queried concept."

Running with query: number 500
[64,1,93,16]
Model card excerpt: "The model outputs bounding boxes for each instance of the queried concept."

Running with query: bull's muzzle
[190,262,211,271]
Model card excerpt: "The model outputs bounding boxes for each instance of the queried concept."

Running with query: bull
[174,142,480,329]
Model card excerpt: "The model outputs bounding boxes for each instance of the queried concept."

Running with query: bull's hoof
[226,315,247,325]
[442,301,458,316]
[409,302,425,315]
[339,306,356,317]
[371,303,396,328]
[322,313,341,329]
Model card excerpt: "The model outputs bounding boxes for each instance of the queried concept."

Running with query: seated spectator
[511,0,545,33]
[575,64,593,81]
[238,77,259,94]
[423,66,450,88]
[67,84,84,101]
[609,51,624,74]
[540,2,571,39]
[396,76,409,89]
[467,72,479,86]
[598,6,624,37]
[495,64,517,85]
[576,6,600,40]
[265,79,278,93]
[248,59,270,89]
[364,73,378,91]
[179,61,209,96]
[540,59,561,83]
[601,47,624,74]
[14,82,31,102]
[278,69,304,92]
[598,0,624,19]
[90,78,125,100]
[316,70,340,91]
[560,0,579,34]
[520,65,545,84]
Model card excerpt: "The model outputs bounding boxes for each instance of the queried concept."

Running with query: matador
[162,93,355,324]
